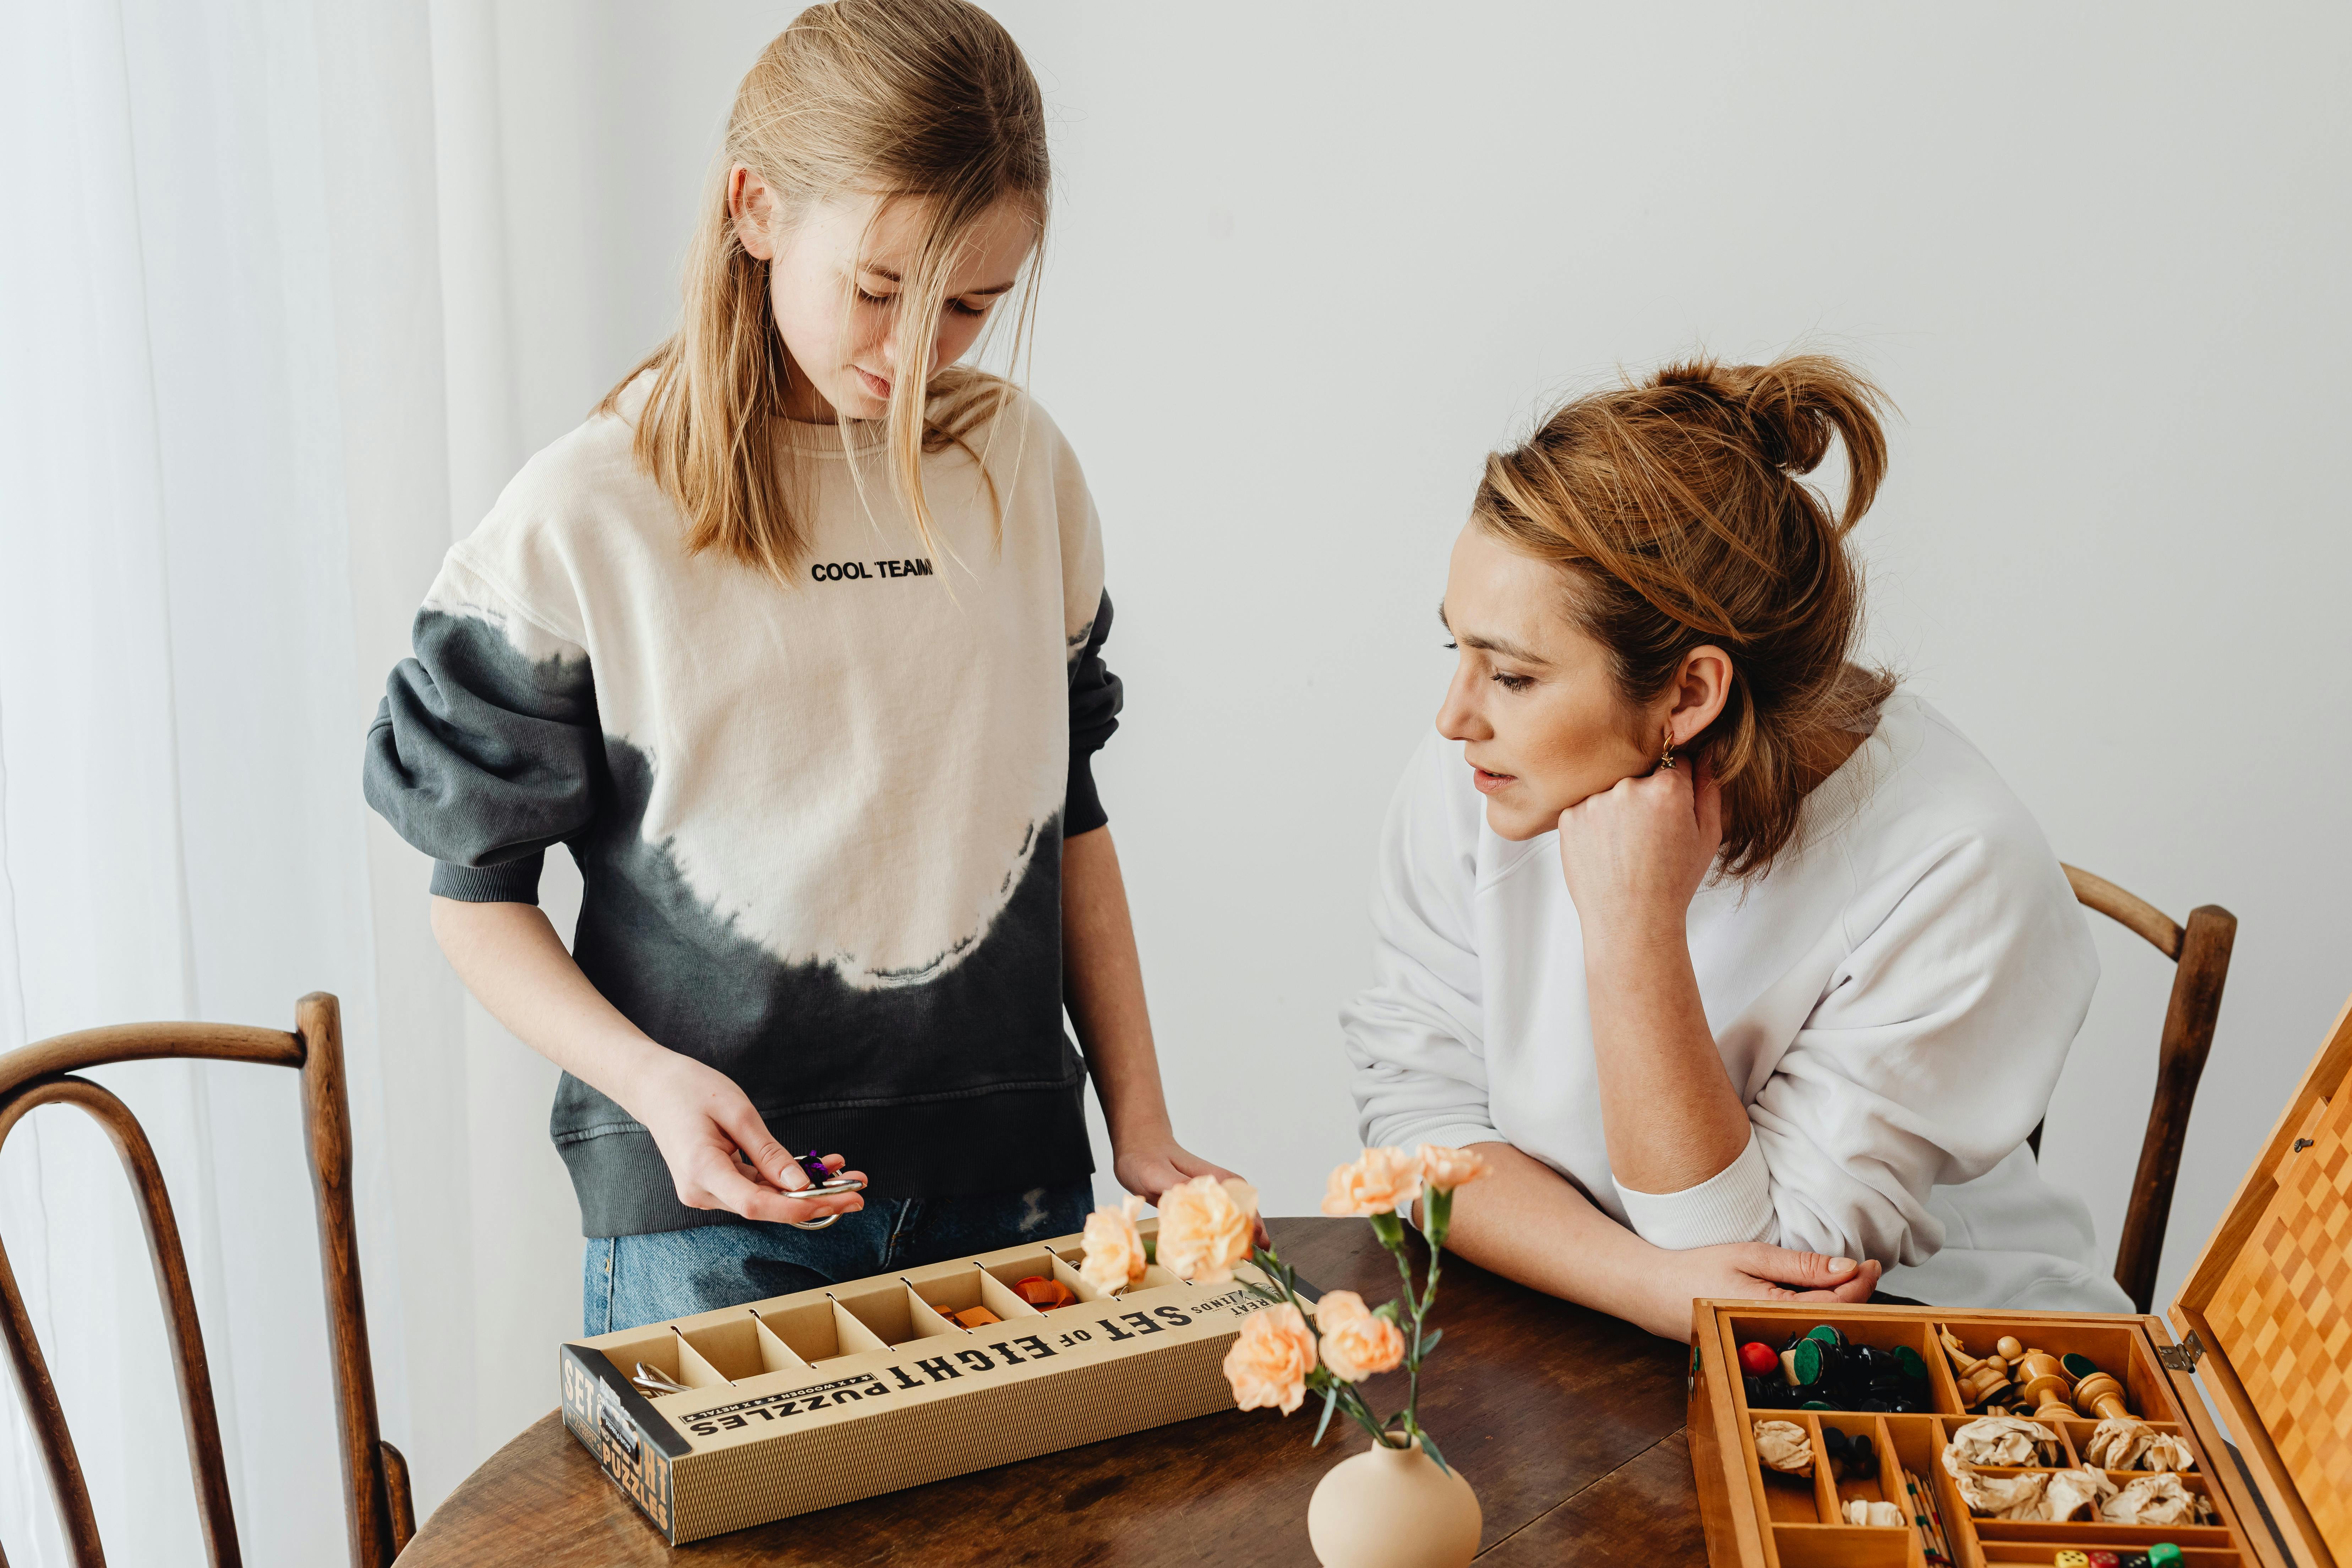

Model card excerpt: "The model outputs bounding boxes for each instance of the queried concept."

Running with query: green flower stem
[1245,1204,1453,1457]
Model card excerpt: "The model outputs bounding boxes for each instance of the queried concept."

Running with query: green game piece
[1787,1338,1824,1385]
[1801,1400,1836,1411]
[1806,1325,1844,1348]
[1894,1346,1926,1380]
[2148,1544,2182,1568]
[2062,1351,2100,1380]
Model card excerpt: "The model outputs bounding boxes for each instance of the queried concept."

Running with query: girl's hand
[1114,1137,1271,1250]
[1628,1240,1882,1341]
[629,1050,867,1226]
[1556,755,1724,940]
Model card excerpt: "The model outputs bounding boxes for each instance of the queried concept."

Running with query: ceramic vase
[1305,1436,1481,1568]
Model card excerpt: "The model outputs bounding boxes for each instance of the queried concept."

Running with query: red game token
[1739,1341,1779,1376]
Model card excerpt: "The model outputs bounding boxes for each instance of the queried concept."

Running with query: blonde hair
[1474,354,1897,878]
[601,0,1048,580]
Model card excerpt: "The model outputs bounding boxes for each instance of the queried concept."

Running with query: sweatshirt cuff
[1615,1129,1776,1250]
[1065,748,1108,838]
[430,851,545,904]
[1380,1122,1506,1158]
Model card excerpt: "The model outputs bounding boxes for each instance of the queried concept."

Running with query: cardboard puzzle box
[560,1218,1274,1544]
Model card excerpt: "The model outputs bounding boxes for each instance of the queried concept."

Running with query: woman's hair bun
[1470,349,1897,878]
[1652,356,1880,482]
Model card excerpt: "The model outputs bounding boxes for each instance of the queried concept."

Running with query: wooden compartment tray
[1688,989,2352,1568]
[1692,1304,2248,1568]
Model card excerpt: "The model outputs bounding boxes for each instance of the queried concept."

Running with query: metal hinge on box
[2157,1330,2206,1372]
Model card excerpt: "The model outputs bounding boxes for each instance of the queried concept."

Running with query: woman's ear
[1665,646,1734,748]
[730,166,778,261]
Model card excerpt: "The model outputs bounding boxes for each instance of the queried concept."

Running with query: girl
[1343,355,2130,1339]
[366,0,1242,1334]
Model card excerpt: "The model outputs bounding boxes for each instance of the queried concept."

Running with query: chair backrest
[0,993,412,1568]
[2054,865,2238,1315]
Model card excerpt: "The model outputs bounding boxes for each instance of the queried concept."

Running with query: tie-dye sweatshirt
[363,381,1117,1237]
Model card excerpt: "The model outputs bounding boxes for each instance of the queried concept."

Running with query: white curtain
[0,2,579,1562]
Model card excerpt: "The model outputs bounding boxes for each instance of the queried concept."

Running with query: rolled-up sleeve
[1341,738,1499,1154]
[362,563,600,905]
[1622,828,2097,1265]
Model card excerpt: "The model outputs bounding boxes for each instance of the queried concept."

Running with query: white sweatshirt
[1341,690,2132,1312]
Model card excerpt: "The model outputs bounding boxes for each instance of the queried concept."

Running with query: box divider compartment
[1049,1251,1107,1304]
[1879,1414,1946,1568]
[598,1329,683,1390]
[1750,1411,1831,1525]
[1806,1414,1841,1523]
[1737,1399,1793,1564]
[676,1316,770,1384]
[976,1269,1042,1320]
[1821,1412,1886,1517]
[747,1312,812,1375]
[672,1327,730,1389]
[898,1288,959,1345]
[2049,1420,2083,1469]
[751,1298,846,1365]
[825,1296,892,1359]
[1925,1417,1988,1568]
[1768,1522,1914,1567]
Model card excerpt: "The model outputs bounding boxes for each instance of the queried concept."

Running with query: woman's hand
[627,1050,867,1226]
[1556,755,1724,939]
[1114,1136,1271,1249]
[1626,1239,1883,1341]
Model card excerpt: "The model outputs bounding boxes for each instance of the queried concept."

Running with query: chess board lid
[2170,987,2352,1568]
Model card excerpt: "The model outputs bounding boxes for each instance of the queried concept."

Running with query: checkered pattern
[2206,1079,2352,1552]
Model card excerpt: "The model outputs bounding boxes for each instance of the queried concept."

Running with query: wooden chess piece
[2071,1371,2130,1421]
[1938,1326,2013,1408]
[1995,1335,2026,1361]
[1958,1359,2013,1407]
[2014,1351,2076,1421]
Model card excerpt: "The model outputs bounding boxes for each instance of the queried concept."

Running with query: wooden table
[399,1217,1706,1566]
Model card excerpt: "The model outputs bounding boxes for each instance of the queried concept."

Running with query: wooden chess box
[1687,991,2352,1568]
[558,1219,1268,1544]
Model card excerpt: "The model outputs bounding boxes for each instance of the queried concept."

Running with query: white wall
[458,0,2351,1421]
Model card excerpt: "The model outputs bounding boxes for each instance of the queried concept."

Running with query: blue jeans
[582,1180,1093,1334]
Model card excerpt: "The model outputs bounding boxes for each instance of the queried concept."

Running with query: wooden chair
[2039,866,2237,1316]
[0,993,413,1568]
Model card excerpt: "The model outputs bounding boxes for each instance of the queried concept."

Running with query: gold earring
[1659,727,1677,771]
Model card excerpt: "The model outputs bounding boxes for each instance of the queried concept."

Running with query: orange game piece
[1014,1275,1076,1309]
[953,1306,1002,1329]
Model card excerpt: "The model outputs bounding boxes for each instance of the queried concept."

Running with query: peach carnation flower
[1079,1196,1148,1297]
[1313,1290,1405,1383]
[1417,1144,1487,1192]
[1156,1175,1259,1284]
[1223,1303,1317,1415]
[1321,1147,1424,1218]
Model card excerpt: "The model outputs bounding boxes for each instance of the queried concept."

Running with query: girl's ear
[730,165,779,261]
[1665,646,1734,748]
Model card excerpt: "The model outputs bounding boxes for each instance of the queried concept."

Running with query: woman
[1342,355,2128,1339]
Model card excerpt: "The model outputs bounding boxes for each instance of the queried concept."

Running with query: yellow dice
[2054,1553,2089,1568]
